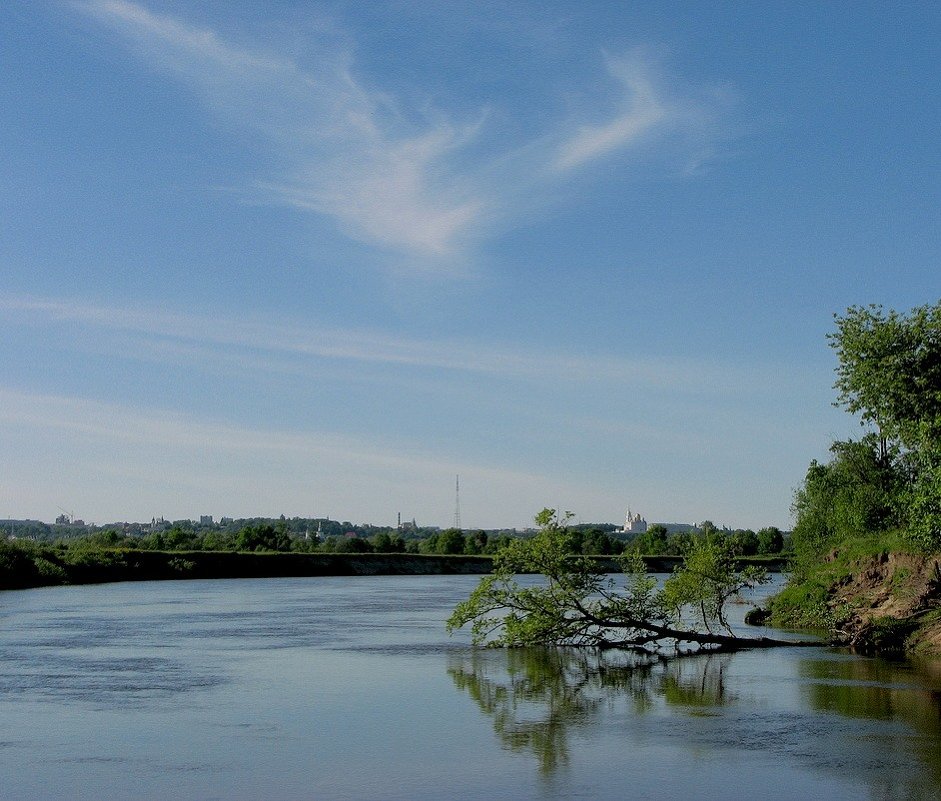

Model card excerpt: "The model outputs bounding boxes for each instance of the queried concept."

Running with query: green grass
[769,529,916,630]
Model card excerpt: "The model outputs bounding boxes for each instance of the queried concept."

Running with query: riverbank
[0,547,497,591]
[769,548,941,655]
[0,543,788,592]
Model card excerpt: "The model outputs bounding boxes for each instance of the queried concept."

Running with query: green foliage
[826,301,941,550]
[767,579,834,629]
[202,530,237,551]
[0,539,41,588]
[167,557,197,575]
[60,544,124,568]
[831,302,941,448]
[330,536,374,554]
[756,527,784,555]
[235,523,292,552]
[900,448,941,550]
[661,539,769,635]
[791,434,902,566]
[448,509,775,652]
[435,528,466,555]
[464,530,488,555]
[33,556,68,583]
[729,529,759,556]
[629,524,670,555]
[365,532,405,553]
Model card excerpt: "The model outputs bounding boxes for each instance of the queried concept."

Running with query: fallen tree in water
[447,509,817,652]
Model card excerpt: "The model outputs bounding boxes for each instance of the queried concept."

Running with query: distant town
[2,506,684,542]
[0,506,787,559]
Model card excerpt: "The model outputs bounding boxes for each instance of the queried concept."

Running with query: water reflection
[799,655,941,795]
[449,646,941,800]
[448,648,735,775]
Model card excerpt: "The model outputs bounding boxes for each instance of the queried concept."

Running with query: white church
[621,508,648,534]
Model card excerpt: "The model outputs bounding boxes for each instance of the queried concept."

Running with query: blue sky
[1,1,939,529]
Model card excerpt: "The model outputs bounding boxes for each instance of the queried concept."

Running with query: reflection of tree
[659,654,732,710]
[800,655,941,797]
[450,647,941,797]
[447,648,734,776]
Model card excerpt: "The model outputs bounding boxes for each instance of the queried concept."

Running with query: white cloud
[0,293,790,395]
[78,0,485,262]
[554,54,668,171]
[74,2,729,270]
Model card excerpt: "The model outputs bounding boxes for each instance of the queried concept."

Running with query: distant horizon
[2,513,773,534]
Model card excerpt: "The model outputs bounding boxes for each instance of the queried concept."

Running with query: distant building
[199,515,213,525]
[621,508,647,534]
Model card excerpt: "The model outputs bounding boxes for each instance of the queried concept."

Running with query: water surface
[1,575,939,800]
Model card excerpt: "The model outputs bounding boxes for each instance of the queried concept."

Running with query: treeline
[4,518,787,561]
[1,515,790,591]
[49,524,509,556]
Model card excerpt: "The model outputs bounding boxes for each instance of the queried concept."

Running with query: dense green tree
[630,524,669,554]
[902,448,941,549]
[83,529,126,548]
[827,302,941,548]
[792,435,902,566]
[728,529,759,557]
[831,302,941,451]
[333,536,374,554]
[579,528,622,555]
[463,530,488,555]
[162,525,200,550]
[756,527,784,555]
[235,523,291,552]
[202,530,236,551]
[366,533,405,553]
[435,528,466,555]
[483,534,513,554]
[371,532,393,552]
[665,530,695,556]
[699,521,718,540]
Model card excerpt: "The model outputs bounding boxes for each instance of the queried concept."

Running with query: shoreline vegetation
[0,539,785,592]
[766,302,941,655]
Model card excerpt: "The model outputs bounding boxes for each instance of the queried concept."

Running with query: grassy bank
[768,535,941,654]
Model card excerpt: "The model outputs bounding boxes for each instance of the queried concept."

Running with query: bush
[33,556,68,584]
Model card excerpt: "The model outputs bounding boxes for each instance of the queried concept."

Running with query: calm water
[1,575,940,801]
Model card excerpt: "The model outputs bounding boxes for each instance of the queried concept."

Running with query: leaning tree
[447,509,815,653]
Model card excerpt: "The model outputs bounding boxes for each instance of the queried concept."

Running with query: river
[0,575,939,800]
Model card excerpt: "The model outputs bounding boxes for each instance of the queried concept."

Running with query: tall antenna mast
[454,474,461,530]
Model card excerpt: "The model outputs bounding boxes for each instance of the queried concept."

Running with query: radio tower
[453,474,462,530]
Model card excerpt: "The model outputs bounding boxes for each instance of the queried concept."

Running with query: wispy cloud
[78,0,484,263]
[1,293,793,396]
[74,1,729,270]
[554,53,667,171]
